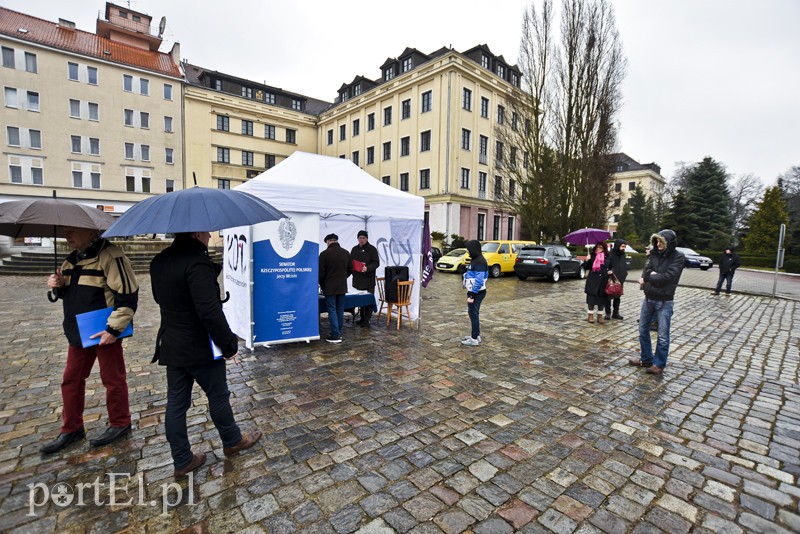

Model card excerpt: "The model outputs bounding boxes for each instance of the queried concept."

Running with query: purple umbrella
[563,228,611,246]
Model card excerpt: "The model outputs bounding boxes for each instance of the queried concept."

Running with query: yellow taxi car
[434,248,469,273]
[468,240,537,278]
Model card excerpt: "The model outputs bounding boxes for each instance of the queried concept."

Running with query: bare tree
[495,0,626,242]
[729,173,763,244]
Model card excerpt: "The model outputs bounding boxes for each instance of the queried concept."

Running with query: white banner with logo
[222,225,253,347]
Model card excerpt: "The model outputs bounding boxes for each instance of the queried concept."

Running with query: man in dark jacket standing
[151,232,261,477]
[629,229,685,375]
[319,233,352,342]
[604,238,629,320]
[714,246,741,295]
[350,230,380,327]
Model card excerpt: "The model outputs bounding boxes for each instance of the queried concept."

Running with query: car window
[445,249,466,257]
[498,244,510,254]
[559,247,570,257]
[677,247,698,255]
[481,243,499,253]
[523,248,546,257]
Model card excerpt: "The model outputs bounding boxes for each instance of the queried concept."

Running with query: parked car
[514,245,585,282]
[676,247,713,270]
[435,248,469,273]
[431,246,442,264]
[467,240,537,278]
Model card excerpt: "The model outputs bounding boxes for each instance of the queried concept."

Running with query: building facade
[607,152,666,234]
[0,3,184,215]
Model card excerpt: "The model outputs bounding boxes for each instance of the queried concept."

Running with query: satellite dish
[158,16,166,37]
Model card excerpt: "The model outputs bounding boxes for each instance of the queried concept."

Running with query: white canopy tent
[236,151,426,321]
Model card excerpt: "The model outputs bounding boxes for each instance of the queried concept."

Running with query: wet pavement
[0,272,798,533]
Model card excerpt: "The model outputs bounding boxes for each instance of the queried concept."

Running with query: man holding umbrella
[42,227,138,453]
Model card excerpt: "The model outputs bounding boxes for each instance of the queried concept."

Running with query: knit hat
[357,230,368,238]
[324,233,338,242]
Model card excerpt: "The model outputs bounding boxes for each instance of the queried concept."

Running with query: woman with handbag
[582,242,608,323]
[604,239,628,320]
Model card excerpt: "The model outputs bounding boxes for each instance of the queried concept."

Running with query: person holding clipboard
[150,231,262,477]
[41,227,138,454]
[350,230,380,327]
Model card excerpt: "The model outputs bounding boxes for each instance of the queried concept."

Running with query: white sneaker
[461,337,480,346]
[461,335,481,343]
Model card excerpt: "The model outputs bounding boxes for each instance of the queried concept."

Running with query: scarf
[592,251,605,272]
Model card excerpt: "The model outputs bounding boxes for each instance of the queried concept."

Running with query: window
[497,64,506,78]
[420,130,431,152]
[382,176,390,185]
[218,179,230,190]
[7,126,20,146]
[480,97,489,119]
[70,99,81,118]
[509,179,516,198]
[495,141,504,167]
[402,57,412,72]
[492,215,501,240]
[419,169,430,190]
[217,147,230,163]
[461,129,471,150]
[510,147,517,167]
[68,62,79,81]
[511,72,519,87]
[327,129,333,145]
[89,137,99,155]
[383,106,392,126]
[4,87,18,108]
[242,120,253,136]
[462,88,472,111]
[165,148,174,164]
[402,99,411,120]
[286,129,296,144]
[477,213,485,240]
[401,136,410,157]
[87,66,97,85]
[400,173,409,191]
[241,86,252,98]
[140,112,149,129]
[352,119,360,136]
[367,146,374,165]
[479,135,488,164]
[382,141,391,161]
[613,198,621,208]
[352,150,359,166]
[494,176,503,198]
[264,92,275,104]
[266,154,276,168]
[384,67,394,81]
[217,115,229,131]
[27,91,39,112]
[614,214,620,223]
[142,176,150,193]
[2,47,14,68]
[72,171,82,188]
[512,112,519,131]
[481,54,490,69]
[614,182,622,192]
[242,150,254,166]
[367,113,375,131]
[460,168,470,189]
[629,181,636,191]
[478,172,487,197]
[339,124,346,141]
[292,99,301,111]
[421,91,432,113]
[29,166,42,184]
[124,142,134,159]
[124,108,133,126]
[497,105,505,125]
[88,102,98,120]
[163,84,173,100]
[164,116,173,132]
[123,74,132,91]
[264,124,275,139]
[126,175,135,191]
[25,52,38,73]
[353,85,361,96]
[9,165,22,183]
[71,136,82,153]
[141,145,150,161]
[214,79,222,91]
[166,179,174,193]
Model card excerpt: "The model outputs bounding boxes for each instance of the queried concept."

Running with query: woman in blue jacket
[462,240,488,346]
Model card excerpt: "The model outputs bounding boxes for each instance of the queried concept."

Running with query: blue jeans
[165,361,242,470]
[638,298,674,369]
[468,290,486,339]
[716,272,734,294]
[325,294,346,338]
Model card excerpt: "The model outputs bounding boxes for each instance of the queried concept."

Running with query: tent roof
[236,152,424,220]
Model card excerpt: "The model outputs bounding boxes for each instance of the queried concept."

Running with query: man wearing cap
[319,233,353,343]
[350,230,380,327]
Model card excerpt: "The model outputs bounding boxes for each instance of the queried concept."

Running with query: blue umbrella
[563,227,611,246]
[102,186,285,237]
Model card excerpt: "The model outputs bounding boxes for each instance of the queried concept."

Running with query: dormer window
[132,15,141,22]
[511,72,519,87]
[402,57,412,72]
[353,84,361,96]
[119,10,128,18]
[384,67,394,81]
[481,54,490,69]
[497,64,506,78]
[341,92,349,102]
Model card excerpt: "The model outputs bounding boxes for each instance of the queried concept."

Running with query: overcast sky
[4,0,798,186]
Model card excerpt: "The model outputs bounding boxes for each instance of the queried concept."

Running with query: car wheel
[457,264,466,274]
[576,266,585,279]
[490,264,502,278]
[517,274,527,280]
[549,267,560,283]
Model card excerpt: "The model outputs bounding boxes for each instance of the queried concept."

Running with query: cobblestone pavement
[1,272,798,533]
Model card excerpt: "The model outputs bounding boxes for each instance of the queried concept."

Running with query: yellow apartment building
[0,3,184,216]
[317,45,525,244]
[607,152,666,235]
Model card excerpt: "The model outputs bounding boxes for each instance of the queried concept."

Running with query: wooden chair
[386,279,414,330]
[375,276,388,321]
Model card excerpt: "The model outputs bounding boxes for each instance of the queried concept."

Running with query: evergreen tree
[683,157,733,248]
[627,185,658,243]
[743,186,788,254]
[615,203,637,244]
[662,189,691,246]
[778,166,800,255]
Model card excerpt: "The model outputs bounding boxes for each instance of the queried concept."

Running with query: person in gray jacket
[629,229,685,375]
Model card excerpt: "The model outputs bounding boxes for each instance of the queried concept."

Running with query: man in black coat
[319,233,352,342]
[714,246,741,295]
[350,230,380,326]
[604,238,629,320]
[151,232,261,477]
[629,229,685,375]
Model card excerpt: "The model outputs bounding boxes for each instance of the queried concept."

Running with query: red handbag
[605,274,623,297]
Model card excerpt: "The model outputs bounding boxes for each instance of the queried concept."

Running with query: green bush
[627,254,649,269]
[782,258,800,274]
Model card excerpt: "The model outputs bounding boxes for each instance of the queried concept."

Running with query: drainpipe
[444,70,452,239]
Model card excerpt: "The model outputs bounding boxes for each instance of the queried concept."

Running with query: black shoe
[90,424,131,447]
[326,334,342,343]
[612,314,623,320]
[41,428,86,454]
[603,314,611,321]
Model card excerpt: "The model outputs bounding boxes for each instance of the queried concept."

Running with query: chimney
[58,18,76,30]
